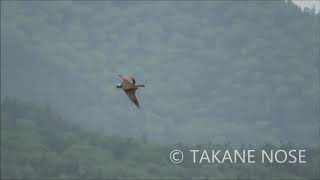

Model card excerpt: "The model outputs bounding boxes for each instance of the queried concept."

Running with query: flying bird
[116,74,145,108]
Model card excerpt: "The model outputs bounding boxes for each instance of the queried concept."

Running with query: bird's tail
[136,84,145,87]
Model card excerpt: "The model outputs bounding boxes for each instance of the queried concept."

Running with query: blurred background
[1,0,319,179]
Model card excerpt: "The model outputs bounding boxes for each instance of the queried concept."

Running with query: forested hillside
[1,1,319,144]
[1,98,320,179]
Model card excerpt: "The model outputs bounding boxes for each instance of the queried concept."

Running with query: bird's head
[116,83,122,88]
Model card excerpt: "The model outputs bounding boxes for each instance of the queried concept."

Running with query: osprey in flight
[116,74,145,108]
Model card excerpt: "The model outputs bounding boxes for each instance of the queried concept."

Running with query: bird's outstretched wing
[119,75,135,90]
[119,74,135,84]
[125,89,140,108]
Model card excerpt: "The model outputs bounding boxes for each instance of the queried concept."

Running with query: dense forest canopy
[1,97,320,179]
[1,1,319,145]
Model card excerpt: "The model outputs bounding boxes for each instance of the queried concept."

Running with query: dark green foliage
[1,98,320,179]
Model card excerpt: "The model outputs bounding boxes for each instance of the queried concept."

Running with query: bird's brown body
[117,75,145,108]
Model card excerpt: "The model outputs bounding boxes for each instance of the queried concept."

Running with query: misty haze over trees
[1,0,320,179]
[1,97,320,179]
[2,0,319,144]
